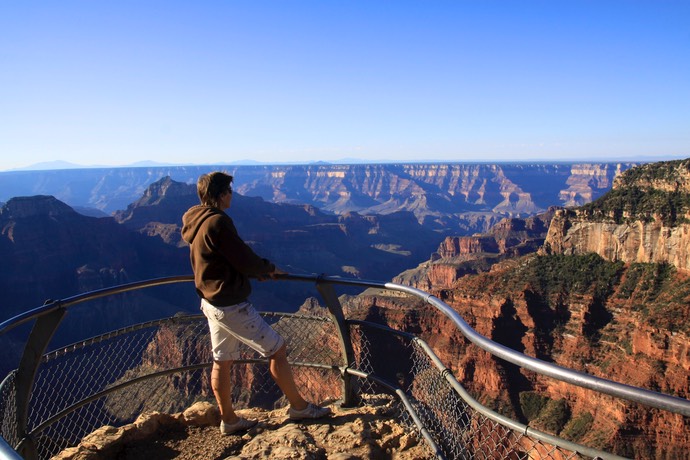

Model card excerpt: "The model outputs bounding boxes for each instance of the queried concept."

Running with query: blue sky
[1,1,689,170]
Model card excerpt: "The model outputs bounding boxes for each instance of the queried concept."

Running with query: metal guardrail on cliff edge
[0,274,687,460]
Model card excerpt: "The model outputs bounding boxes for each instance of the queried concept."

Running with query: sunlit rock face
[340,254,690,458]
[50,398,429,460]
[233,162,633,231]
[543,159,690,271]
[544,212,690,270]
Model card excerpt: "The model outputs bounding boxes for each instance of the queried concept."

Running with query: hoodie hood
[181,205,223,245]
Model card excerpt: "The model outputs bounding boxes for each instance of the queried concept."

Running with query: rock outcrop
[543,159,690,270]
[113,177,199,246]
[112,177,444,282]
[557,163,624,206]
[543,211,690,269]
[395,209,555,290]
[51,399,428,460]
[0,195,189,321]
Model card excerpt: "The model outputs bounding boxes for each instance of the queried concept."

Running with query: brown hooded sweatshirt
[181,205,275,306]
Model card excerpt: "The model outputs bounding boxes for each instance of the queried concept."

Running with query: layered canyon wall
[543,159,690,271]
[347,253,690,458]
[0,162,634,218]
[369,159,690,457]
[544,213,690,270]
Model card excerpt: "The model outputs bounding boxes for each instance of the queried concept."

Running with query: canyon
[2,159,688,458]
[1,161,632,323]
[0,162,634,236]
[334,159,690,458]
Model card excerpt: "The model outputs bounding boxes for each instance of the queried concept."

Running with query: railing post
[15,302,66,460]
[315,279,357,407]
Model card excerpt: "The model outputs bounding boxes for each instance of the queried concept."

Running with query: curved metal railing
[0,274,687,460]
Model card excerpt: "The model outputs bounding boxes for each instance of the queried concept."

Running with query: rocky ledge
[51,396,429,460]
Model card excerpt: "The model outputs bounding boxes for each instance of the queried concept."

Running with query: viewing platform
[0,274,688,459]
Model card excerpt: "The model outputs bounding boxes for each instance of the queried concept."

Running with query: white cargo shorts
[200,298,285,361]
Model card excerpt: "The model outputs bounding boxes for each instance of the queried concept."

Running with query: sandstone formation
[369,160,690,458]
[543,211,690,269]
[193,162,632,235]
[0,195,190,321]
[557,163,623,206]
[395,209,555,290]
[112,177,443,281]
[113,176,199,246]
[543,159,690,271]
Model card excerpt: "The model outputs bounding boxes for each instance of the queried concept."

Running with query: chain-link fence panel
[0,372,18,451]
[0,293,651,460]
[349,322,596,460]
[0,312,342,460]
[225,312,343,409]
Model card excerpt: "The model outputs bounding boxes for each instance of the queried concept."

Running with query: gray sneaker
[288,403,332,421]
[220,417,257,435]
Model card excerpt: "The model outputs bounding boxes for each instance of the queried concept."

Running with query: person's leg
[201,299,256,432]
[268,344,307,410]
[211,359,258,434]
[211,360,240,424]
[269,344,331,420]
[219,301,330,420]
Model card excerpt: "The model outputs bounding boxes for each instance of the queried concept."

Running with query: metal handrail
[407,337,628,460]
[280,273,690,417]
[0,439,22,460]
[0,273,688,460]
[343,319,629,459]
[0,276,196,460]
[2,272,688,418]
[0,276,195,335]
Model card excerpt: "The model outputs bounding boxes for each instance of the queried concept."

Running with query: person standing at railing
[181,171,331,435]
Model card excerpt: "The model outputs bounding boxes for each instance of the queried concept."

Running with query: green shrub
[561,412,594,441]
[533,398,570,434]
[616,159,690,188]
[580,159,690,226]
[519,391,549,421]
[519,253,623,300]
[617,263,673,301]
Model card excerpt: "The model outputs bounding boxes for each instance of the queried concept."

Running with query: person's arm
[211,216,276,276]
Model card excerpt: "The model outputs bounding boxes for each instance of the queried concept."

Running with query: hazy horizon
[2,1,689,171]
[6,153,690,173]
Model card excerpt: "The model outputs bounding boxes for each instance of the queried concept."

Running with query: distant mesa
[13,160,85,171]
[0,161,639,221]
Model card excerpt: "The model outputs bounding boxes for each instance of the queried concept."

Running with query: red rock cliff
[348,255,690,458]
[543,159,690,271]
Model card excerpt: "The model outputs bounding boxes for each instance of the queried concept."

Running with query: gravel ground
[115,424,246,460]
